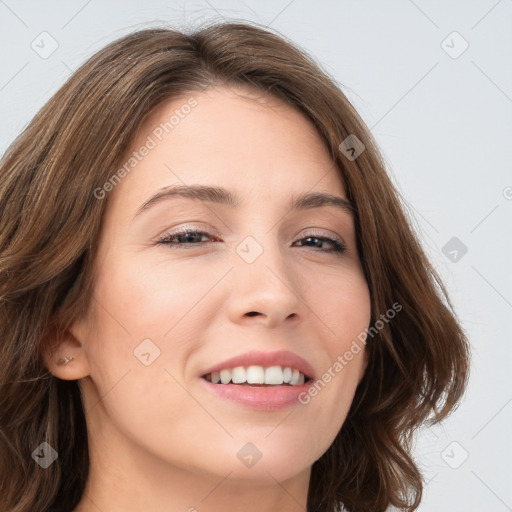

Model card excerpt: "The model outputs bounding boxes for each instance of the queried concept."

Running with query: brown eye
[294,235,346,254]
[157,229,218,248]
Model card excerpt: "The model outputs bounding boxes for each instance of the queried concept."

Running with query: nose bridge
[226,229,305,325]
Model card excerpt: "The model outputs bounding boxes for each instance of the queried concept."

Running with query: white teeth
[265,366,284,385]
[220,369,231,384]
[246,365,265,384]
[204,365,307,386]
[231,366,246,384]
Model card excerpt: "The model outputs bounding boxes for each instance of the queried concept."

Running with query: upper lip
[200,349,315,380]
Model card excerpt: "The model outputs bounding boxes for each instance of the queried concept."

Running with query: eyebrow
[133,184,353,219]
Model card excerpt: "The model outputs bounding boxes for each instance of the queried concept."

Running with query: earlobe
[42,324,91,381]
[56,355,74,366]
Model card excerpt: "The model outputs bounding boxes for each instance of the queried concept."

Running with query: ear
[42,319,91,381]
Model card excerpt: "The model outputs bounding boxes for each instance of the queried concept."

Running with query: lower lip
[199,378,312,411]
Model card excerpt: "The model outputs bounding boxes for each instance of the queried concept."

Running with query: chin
[227,457,312,485]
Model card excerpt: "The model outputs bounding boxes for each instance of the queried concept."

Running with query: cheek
[80,253,222,419]
[296,344,368,462]
[90,252,220,348]
[297,268,370,439]
[79,254,228,469]
[309,263,372,344]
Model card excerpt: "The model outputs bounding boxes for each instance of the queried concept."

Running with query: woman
[0,20,470,512]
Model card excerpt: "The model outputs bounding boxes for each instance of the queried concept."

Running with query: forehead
[111,84,347,213]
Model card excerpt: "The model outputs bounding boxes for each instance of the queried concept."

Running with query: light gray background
[1,1,511,511]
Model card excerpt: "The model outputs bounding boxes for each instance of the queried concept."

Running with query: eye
[293,233,346,254]
[157,228,219,248]
[157,228,347,255]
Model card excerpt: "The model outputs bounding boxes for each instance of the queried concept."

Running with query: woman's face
[70,85,371,486]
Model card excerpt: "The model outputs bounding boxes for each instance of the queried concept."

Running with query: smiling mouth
[201,365,311,386]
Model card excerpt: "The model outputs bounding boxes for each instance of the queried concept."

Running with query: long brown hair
[0,20,470,512]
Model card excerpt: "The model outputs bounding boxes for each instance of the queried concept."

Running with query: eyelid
[299,227,344,239]
[156,222,220,239]
[157,224,344,242]
[156,224,348,257]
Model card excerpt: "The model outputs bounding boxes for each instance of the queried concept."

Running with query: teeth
[204,365,307,386]
[220,369,231,384]
[231,366,246,384]
[246,365,264,384]
[265,366,284,385]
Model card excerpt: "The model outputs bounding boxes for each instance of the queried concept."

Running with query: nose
[226,242,305,329]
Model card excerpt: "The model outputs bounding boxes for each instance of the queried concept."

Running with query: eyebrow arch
[133,184,353,219]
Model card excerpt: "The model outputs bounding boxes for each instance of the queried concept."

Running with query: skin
[45,84,371,512]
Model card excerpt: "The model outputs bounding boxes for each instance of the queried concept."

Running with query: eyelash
[156,228,347,255]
